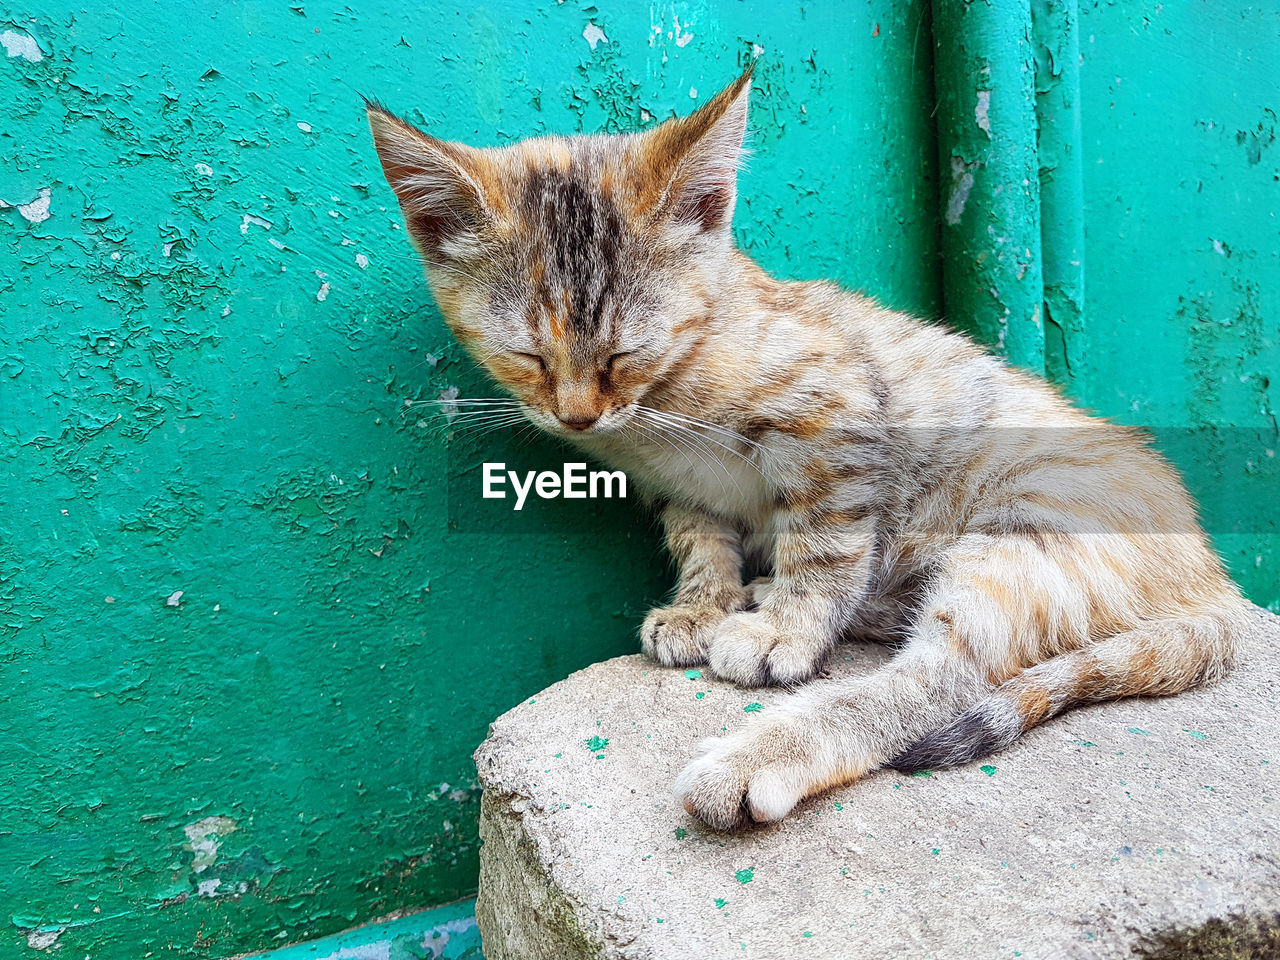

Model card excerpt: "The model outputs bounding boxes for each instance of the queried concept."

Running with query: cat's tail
[888,606,1245,772]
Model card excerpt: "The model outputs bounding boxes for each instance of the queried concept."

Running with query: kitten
[367,69,1246,830]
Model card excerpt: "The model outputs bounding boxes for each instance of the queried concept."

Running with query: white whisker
[628,422,699,479]
[653,418,742,495]
[640,405,762,450]
[633,414,740,494]
[637,406,766,481]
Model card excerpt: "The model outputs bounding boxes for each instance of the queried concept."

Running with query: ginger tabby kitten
[367,70,1245,830]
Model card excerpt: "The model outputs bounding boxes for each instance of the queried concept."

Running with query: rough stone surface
[474,606,1280,959]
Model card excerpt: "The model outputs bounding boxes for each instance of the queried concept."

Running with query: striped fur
[368,71,1246,830]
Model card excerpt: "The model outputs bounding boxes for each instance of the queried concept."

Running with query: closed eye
[605,351,635,373]
[511,351,546,370]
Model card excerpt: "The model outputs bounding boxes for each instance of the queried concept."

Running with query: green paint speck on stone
[695,691,706,700]
[584,735,609,752]
[980,764,997,776]
[834,801,844,811]
[715,898,728,909]
[684,668,702,680]
[744,702,763,713]
[1183,728,1209,740]
[1072,740,1097,747]
[931,848,941,855]
[910,770,932,778]
[735,867,755,884]
[674,827,687,840]
[1128,727,1150,736]
[802,931,814,938]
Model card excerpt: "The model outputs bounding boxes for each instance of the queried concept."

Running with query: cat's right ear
[365,100,491,252]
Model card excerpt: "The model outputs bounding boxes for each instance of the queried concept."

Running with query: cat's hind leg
[742,576,774,608]
[675,535,1077,828]
[889,604,1240,771]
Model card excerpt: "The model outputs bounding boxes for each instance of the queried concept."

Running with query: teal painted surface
[1032,0,1087,391]
[933,0,1046,371]
[1071,2,1279,607]
[240,899,480,960]
[0,2,939,957]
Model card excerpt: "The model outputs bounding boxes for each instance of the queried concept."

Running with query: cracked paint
[945,156,977,225]
[184,816,237,873]
[1,28,41,61]
[975,89,992,133]
[13,186,52,223]
[25,928,63,950]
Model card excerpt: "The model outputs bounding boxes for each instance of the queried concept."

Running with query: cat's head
[367,70,752,436]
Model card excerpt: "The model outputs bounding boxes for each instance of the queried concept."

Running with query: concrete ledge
[473,606,1280,960]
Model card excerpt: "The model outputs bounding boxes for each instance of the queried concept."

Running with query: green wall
[1072,1,1279,606]
[4,1,1276,957]
[0,2,939,956]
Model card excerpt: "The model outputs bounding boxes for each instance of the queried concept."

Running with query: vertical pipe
[1033,0,1088,398]
[932,0,1045,373]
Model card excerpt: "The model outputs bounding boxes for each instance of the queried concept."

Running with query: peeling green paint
[1070,2,1278,607]
[933,0,1045,371]
[1033,0,1087,393]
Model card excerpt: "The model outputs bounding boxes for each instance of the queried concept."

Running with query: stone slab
[474,607,1280,959]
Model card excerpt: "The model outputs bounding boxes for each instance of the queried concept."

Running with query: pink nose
[558,413,599,431]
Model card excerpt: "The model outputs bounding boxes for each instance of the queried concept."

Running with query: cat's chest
[598,430,773,520]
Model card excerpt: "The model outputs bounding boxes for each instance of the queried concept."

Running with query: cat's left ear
[641,67,753,232]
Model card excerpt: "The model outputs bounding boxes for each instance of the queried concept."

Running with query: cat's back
[826,292,1210,544]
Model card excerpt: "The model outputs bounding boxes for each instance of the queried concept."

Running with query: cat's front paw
[640,604,731,666]
[673,721,811,830]
[707,611,828,686]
